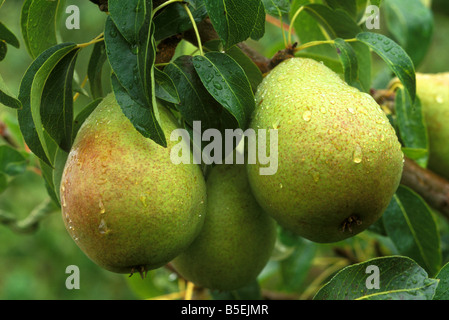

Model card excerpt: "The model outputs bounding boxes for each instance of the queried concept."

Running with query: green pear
[247,58,404,243]
[416,73,449,179]
[171,164,277,291]
[60,93,207,274]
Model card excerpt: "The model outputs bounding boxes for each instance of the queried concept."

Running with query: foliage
[0,0,448,300]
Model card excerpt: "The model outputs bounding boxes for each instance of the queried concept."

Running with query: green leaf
[29,44,77,165]
[52,148,68,203]
[262,0,290,17]
[298,3,372,91]
[290,0,334,57]
[87,40,107,99]
[0,173,7,194]
[334,38,363,91]
[154,68,180,104]
[0,73,22,109]
[323,0,357,18]
[434,262,449,300]
[383,0,433,67]
[109,0,146,45]
[40,48,80,153]
[192,52,255,129]
[105,16,147,106]
[0,41,6,61]
[204,40,263,93]
[21,0,62,58]
[314,256,439,300]
[18,43,77,166]
[111,73,166,147]
[164,55,221,130]
[72,98,103,140]
[395,87,429,166]
[0,22,20,48]
[280,238,316,292]
[205,0,265,49]
[0,145,27,176]
[383,186,441,277]
[356,32,416,103]
[153,0,208,41]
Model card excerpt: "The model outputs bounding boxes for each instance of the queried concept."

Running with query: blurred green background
[0,0,448,299]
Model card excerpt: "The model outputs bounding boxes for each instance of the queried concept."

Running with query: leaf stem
[77,36,104,49]
[152,0,185,18]
[182,3,204,56]
[294,38,357,53]
[288,6,305,46]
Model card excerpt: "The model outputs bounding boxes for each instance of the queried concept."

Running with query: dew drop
[99,199,106,214]
[302,110,312,122]
[380,134,385,142]
[131,44,139,55]
[347,107,355,114]
[279,182,283,189]
[140,195,148,208]
[320,107,326,114]
[213,82,223,90]
[98,219,109,234]
[353,145,363,164]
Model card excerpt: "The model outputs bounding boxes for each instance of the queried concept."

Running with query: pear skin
[247,58,404,243]
[416,73,449,179]
[172,164,277,290]
[60,93,207,274]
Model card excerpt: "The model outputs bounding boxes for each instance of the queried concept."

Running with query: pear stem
[152,0,184,18]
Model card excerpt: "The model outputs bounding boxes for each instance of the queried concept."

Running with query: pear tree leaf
[87,40,107,99]
[20,0,63,58]
[111,73,166,147]
[262,0,290,17]
[205,0,265,49]
[0,145,27,176]
[40,48,80,153]
[297,3,371,92]
[383,0,433,67]
[108,0,146,44]
[204,40,263,93]
[382,185,441,277]
[434,262,449,300]
[52,147,68,203]
[0,73,22,109]
[192,52,255,130]
[105,16,147,106]
[164,55,221,130]
[0,41,6,61]
[153,0,208,41]
[18,43,77,167]
[314,256,439,300]
[333,38,363,91]
[154,68,180,104]
[0,22,20,48]
[395,87,429,166]
[323,0,357,18]
[356,32,416,103]
[290,0,334,57]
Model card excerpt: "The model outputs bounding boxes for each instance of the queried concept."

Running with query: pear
[60,93,207,274]
[171,164,277,291]
[416,73,449,179]
[247,58,404,243]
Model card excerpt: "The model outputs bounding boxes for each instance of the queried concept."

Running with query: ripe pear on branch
[60,93,207,275]
[247,57,404,243]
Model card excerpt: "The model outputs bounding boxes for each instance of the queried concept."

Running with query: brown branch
[401,157,449,221]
